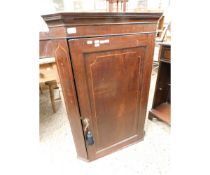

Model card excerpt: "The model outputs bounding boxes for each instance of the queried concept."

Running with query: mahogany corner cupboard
[42,12,162,161]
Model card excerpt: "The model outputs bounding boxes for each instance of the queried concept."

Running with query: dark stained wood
[42,12,161,39]
[53,39,88,159]
[69,33,155,160]
[42,12,163,27]
[39,31,50,39]
[160,43,171,62]
[42,12,162,161]
[149,43,171,125]
[49,23,157,39]
[39,32,53,58]
[39,32,54,58]
[150,103,171,124]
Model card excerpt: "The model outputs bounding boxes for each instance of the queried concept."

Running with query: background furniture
[149,42,171,125]
[106,0,128,12]
[39,32,60,113]
[39,32,54,58]
[155,15,171,43]
[156,15,164,38]
[42,12,162,161]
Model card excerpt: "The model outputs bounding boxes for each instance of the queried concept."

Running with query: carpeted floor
[39,61,170,175]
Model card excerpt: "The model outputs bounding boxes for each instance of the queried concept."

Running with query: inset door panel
[69,34,153,160]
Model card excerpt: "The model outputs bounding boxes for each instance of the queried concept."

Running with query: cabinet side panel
[52,39,87,159]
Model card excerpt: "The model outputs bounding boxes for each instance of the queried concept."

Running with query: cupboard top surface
[42,12,162,20]
[42,12,162,28]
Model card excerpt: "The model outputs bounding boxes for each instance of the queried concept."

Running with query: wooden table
[39,57,59,83]
[39,57,60,113]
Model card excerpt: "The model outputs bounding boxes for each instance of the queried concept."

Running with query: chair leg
[39,84,43,94]
[48,83,56,113]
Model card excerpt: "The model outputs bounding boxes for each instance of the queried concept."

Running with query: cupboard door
[69,34,154,160]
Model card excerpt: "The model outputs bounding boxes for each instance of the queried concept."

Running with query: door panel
[85,48,144,151]
[69,34,152,160]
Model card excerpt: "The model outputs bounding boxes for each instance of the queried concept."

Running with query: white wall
[147,0,170,11]
[40,0,170,14]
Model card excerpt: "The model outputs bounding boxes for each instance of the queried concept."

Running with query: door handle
[82,118,89,133]
[82,118,94,145]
